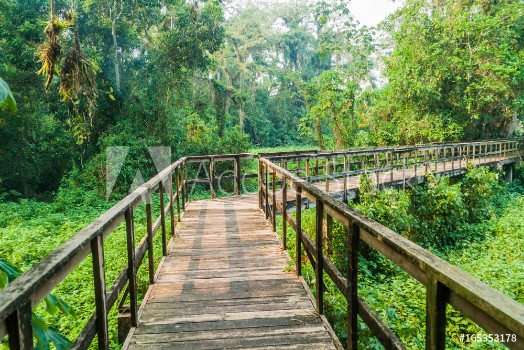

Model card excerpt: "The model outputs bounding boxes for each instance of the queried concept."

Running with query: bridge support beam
[504,163,515,182]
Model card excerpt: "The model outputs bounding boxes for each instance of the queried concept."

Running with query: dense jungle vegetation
[1,0,523,348]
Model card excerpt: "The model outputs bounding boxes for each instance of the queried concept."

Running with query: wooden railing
[0,139,522,350]
[266,139,522,198]
[0,152,265,350]
[259,140,524,350]
[0,149,320,350]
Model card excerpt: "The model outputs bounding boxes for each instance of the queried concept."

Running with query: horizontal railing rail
[258,140,524,349]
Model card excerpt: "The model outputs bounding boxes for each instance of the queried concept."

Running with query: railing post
[181,165,186,210]
[145,192,155,284]
[315,159,319,176]
[258,158,263,209]
[272,170,277,232]
[315,199,324,314]
[325,158,330,192]
[175,168,181,220]
[6,301,33,350]
[347,223,360,350]
[209,157,215,199]
[443,148,446,171]
[159,181,167,256]
[125,208,138,327]
[451,147,455,171]
[374,153,379,186]
[414,148,418,177]
[184,164,189,204]
[434,149,438,172]
[426,277,447,350]
[343,155,348,202]
[265,165,269,219]
[424,149,428,173]
[305,159,310,180]
[389,152,394,184]
[235,155,241,196]
[297,159,301,176]
[91,235,109,350]
[403,154,407,190]
[296,186,302,276]
[282,175,287,249]
[459,146,462,168]
[168,177,175,237]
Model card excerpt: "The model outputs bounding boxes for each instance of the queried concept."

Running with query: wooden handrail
[259,139,524,350]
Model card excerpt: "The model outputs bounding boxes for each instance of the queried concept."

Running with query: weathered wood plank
[140,300,314,318]
[128,334,334,350]
[132,324,327,344]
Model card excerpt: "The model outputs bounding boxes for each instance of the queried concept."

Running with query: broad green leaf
[0,258,22,282]
[0,270,8,289]
[0,77,16,113]
[32,314,50,350]
[47,327,72,350]
[44,295,59,315]
[57,297,74,316]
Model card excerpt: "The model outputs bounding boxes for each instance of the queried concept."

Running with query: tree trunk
[112,0,122,92]
[315,118,324,149]
[506,111,520,137]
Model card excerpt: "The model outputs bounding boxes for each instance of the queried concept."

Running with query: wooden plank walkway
[125,195,337,350]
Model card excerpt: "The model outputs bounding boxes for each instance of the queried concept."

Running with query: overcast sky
[348,0,403,27]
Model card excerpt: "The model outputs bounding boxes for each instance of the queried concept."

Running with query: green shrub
[461,164,501,223]
[409,175,468,250]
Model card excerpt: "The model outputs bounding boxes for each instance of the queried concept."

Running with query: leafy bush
[409,175,469,250]
[0,259,73,350]
[461,163,501,223]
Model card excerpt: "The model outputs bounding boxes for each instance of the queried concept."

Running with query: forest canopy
[0,0,522,198]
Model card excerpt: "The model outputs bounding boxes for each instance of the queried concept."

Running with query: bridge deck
[125,195,337,350]
[280,155,515,203]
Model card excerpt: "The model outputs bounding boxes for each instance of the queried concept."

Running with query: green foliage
[377,0,524,141]
[304,69,360,149]
[0,185,167,348]
[0,78,16,112]
[461,163,501,222]
[409,174,469,249]
[0,259,73,350]
[357,174,412,237]
[354,165,506,251]
[158,1,224,76]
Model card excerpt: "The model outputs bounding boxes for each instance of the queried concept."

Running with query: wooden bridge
[1,139,523,350]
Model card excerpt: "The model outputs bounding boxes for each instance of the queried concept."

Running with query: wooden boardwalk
[124,195,337,350]
[278,155,516,204]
